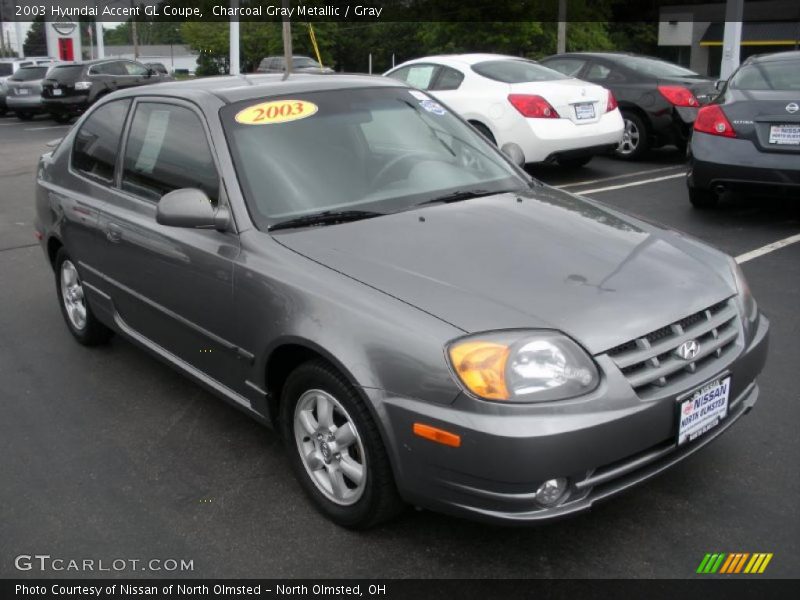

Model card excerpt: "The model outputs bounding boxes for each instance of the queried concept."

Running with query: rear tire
[615,112,649,160]
[54,248,113,346]
[51,112,72,124]
[557,155,593,169]
[688,186,719,209]
[280,360,405,529]
[16,111,35,121]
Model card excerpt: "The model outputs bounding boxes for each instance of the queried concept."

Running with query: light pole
[720,0,744,79]
[229,0,240,75]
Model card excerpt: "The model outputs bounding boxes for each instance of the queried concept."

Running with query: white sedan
[385,54,624,168]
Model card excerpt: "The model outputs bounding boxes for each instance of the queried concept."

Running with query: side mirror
[715,79,726,91]
[156,188,230,232]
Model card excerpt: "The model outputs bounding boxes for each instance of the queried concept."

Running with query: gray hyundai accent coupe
[34,74,769,528]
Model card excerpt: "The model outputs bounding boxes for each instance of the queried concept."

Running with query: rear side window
[0,63,12,76]
[123,62,149,76]
[432,66,464,91]
[543,57,586,77]
[472,60,568,83]
[71,100,132,183]
[121,103,219,203]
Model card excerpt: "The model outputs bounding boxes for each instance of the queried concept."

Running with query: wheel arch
[46,236,63,271]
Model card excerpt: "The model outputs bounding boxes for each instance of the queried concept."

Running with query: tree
[23,16,47,57]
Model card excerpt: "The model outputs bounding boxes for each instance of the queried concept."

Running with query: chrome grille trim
[606,299,740,394]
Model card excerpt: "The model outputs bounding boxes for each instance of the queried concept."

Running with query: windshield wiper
[416,189,513,207]
[268,210,383,232]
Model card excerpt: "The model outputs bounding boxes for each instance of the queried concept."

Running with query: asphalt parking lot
[1,113,798,579]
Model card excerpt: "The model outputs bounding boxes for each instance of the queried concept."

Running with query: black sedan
[687,51,800,208]
[541,52,717,159]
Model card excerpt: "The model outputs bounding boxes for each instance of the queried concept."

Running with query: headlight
[447,331,599,402]
[74,81,92,90]
[731,260,757,323]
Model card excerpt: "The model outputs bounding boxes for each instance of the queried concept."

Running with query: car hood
[274,188,735,354]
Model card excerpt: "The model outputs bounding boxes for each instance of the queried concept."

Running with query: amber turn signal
[448,341,510,400]
[413,423,462,448]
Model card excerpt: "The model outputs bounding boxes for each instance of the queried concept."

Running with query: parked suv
[0,57,56,116]
[541,52,718,159]
[41,59,166,123]
[256,55,334,74]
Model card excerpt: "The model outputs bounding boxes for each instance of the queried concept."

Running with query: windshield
[10,66,48,81]
[222,87,525,230]
[0,63,12,77]
[621,56,699,78]
[729,60,800,91]
[472,60,568,83]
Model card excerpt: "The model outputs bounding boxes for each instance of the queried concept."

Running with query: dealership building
[659,0,800,76]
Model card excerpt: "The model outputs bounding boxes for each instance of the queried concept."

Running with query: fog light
[535,478,568,507]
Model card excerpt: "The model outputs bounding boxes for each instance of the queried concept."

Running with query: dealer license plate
[575,102,595,120]
[677,377,730,446]
[18,88,30,95]
[51,88,63,96]
[769,124,800,145]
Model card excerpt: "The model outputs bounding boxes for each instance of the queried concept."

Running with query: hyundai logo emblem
[787,103,799,114]
[676,340,700,361]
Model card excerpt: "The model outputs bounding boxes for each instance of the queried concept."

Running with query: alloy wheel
[293,389,367,506]
[617,118,640,156]
[60,260,87,331]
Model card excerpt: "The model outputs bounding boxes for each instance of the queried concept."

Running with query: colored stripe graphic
[700,553,773,574]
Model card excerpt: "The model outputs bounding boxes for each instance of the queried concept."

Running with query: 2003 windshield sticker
[235,100,318,125]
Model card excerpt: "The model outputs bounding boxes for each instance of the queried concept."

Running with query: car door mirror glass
[156,188,229,231]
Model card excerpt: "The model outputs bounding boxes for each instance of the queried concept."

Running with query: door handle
[105,223,122,243]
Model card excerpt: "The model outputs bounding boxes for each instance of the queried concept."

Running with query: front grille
[607,299,740,396]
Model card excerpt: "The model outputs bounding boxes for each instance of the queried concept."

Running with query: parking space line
[556,166,685,189]
[578,173,686,195]
[24,125,71,131]
[736,233,800,264]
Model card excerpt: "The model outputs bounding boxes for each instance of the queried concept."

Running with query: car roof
[108,73,407,105]
[744,50,800,64]
[395,53,532,68]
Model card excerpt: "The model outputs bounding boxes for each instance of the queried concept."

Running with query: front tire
[55,248,113,345]
[280,360,404,528]
[51,112,72,124]
[16,111,35,121]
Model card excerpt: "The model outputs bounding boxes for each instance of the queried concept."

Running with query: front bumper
[688,131,800,196]
[370,313,768,524]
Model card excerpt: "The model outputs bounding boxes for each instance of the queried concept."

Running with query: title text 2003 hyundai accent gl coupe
[34,74,769,528]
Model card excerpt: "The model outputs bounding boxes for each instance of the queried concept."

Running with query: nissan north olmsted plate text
[34,74,769,528]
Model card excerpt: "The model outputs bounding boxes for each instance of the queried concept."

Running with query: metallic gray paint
[34,74,770,524]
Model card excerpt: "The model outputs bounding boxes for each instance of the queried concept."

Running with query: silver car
[0,57,56,116]
[34,74,769,528]
[5,65,52,120]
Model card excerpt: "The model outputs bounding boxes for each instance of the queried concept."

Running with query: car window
[585,63,611,80]
[730,60,800,91]
[543,57,586,77]
[621,56,699,78]
[405,65,437,89]
[471,60,568,83]
[121,103,219,203]
[72,99,132,184]
[0,63,13,76]
[293,57,320,68]
[123,62,149,76]
[431,66,464,91]
[104,62,128,76]
[385,66,411,82]
[9,66,48,81]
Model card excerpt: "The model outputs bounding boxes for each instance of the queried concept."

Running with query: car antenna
[282,0,293,81]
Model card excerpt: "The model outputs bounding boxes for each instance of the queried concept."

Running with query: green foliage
[23,16,47,57]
